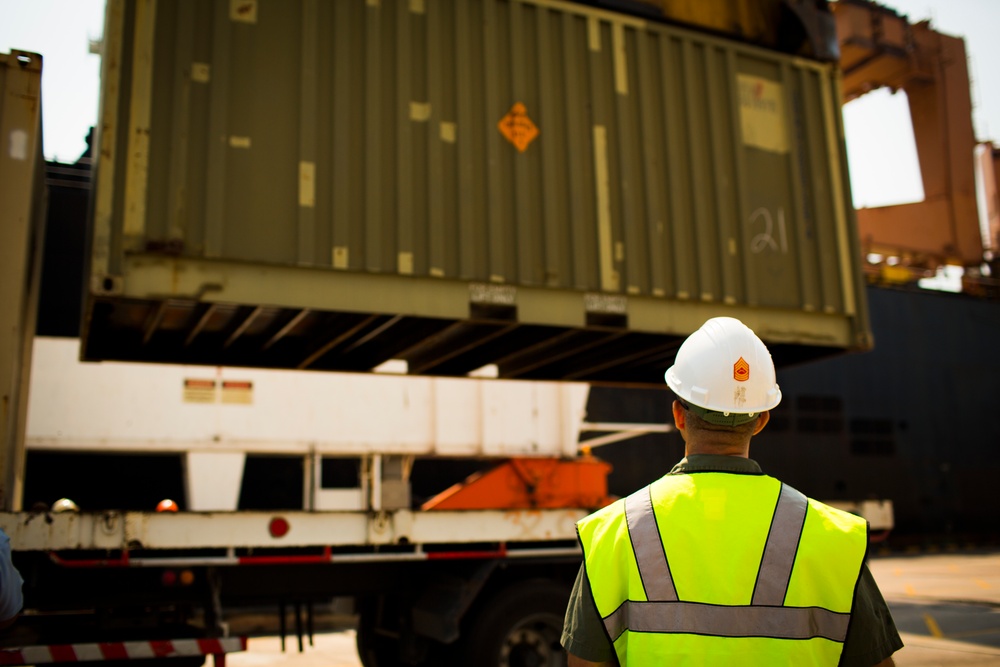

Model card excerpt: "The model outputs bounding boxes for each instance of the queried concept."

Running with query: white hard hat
[51,497,80,513]
[665,317,781,425]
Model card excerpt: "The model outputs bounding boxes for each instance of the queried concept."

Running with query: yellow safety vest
[578,472,868,665]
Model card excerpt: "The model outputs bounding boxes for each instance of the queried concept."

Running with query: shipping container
[0,51,44,511]
[84,0,871,383]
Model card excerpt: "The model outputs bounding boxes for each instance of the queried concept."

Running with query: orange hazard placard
[498,103,539,153]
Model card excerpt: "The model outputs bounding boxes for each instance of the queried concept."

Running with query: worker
[561,317,902,666]
[0,528,23,629]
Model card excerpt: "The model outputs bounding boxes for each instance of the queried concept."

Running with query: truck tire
[356,612,397,667]
[462,579,570,667]
[355,596,455,667]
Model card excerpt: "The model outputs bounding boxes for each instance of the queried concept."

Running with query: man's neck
[685,444,750,458]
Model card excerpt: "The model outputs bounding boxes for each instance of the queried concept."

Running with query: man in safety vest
[561,317,902,666]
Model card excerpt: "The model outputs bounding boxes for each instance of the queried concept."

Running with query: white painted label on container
[409,102,431,122]
[366,0,379,6]
[747,206,788,254]
[588,17,601,52]
[231,0,257,23]
[470,283,516,306]
[333,246,349,269]
[585,293,626,314]
[229,136,252,149]
[613,23,628,95]
[8,129,27,160]
[440,122,457,143]
[409,0,425,14]
[398,252,414,275]
[593,125,619,292]
[430,267,445,277]
[299,161,316,208]
[191,63,210,83]
[737,74,789,154]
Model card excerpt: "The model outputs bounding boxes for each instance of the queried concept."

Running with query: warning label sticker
[221,380,254,405]
[737,74,788,154]
[498,103,539,153]
[184,379,217,403]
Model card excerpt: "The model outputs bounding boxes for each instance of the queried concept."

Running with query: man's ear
[672,400,687,431]
[751,411,770,436]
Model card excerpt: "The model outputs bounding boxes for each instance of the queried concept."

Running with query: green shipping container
[85,0,871,384]
[1,51,45,509]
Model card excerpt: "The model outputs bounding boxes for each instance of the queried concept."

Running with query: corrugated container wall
[1,51,45,511]
[85,0,871,384]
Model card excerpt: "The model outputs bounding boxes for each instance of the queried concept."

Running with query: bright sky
[1,0,998,210]
[841,0,1000,208]
[0,0,104,163]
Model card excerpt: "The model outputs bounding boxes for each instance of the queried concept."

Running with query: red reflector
[269,517,290,538]
[161,570,177,586]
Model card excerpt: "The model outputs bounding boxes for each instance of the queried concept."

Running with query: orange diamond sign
[498,103,539,153]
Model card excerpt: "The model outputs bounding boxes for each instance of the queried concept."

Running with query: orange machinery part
[833,0,981,269]
[984,143,1000,257]
[421,457,614,511]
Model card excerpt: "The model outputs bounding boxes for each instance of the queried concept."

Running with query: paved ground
[224,550,1000,666]
[226,632,361,667]
[870,551,1000,666]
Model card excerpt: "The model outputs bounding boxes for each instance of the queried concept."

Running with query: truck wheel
[355,599,398,667]
[463,579,570,667]
[356,597,455,667]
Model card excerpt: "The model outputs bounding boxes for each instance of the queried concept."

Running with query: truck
[0,0,884,664]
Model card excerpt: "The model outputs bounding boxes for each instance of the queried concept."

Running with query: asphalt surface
[224,550,1000,666]
[870,550,1000,665]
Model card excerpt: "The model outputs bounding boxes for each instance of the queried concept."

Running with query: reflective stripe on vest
[603,600,850,642]
[602,481,851,643]
[752,483,808,606]
[624,484,678,602]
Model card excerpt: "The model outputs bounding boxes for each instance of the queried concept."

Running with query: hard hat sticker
[734,357,750,382]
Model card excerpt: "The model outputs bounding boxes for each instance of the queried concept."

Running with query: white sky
[841,0,1000,208]
[0,0,104,163]
[0,0,998,210]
